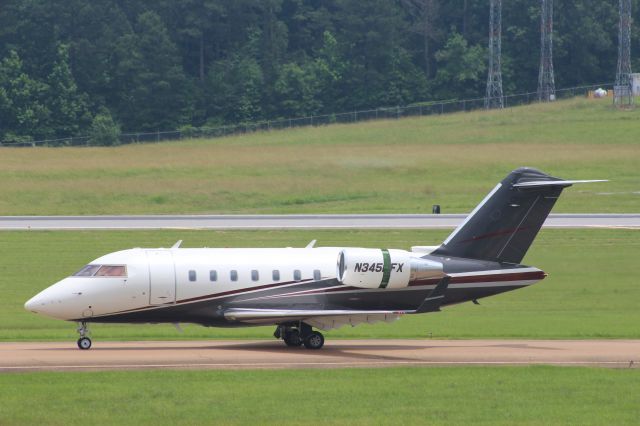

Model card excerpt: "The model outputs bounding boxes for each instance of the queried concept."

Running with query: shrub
[88,109,121,146]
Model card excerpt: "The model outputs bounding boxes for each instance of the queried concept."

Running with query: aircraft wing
[223,308,407,330]
[223,276,451,330]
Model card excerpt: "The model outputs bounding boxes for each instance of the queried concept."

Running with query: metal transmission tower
[615,0,633,106]
[537,0,555,102]
[485,0,503,109]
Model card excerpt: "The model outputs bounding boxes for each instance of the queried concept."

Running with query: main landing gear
[76,321,92,350]
[274,322,325,350]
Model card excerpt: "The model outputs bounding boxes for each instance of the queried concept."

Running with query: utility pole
[614,0,633,106]
[537,0,555,102]
[485,0,503,109]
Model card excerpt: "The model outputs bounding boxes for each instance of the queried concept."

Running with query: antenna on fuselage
[171,240,183,249]
[305,240,317,248]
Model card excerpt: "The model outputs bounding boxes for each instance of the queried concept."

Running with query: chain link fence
[0,83,612,147]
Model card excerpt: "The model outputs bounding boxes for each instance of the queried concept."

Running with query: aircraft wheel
[77,337,92,350]
[303,331,324,350]
[283,330,302,347]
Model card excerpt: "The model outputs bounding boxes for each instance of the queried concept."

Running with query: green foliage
[206,55,264,123]
[46,44,91,139]
[0,0,638,140]
[0,50,50,141]
[88,109,121,146]
[434,32,486,99]
[273,61,322,117]
[113,11,192,131]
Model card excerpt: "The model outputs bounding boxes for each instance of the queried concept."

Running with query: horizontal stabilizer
[512,179,608,188]
[414,275,450,314]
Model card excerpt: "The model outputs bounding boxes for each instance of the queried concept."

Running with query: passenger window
[251,270,259,281]
[95,265,127,277]
[230,270,238,281]
[210,270,217,282]
[313,270,321,281]
[188,270,196,282]
[272,270,280,281]
[294,270,301,281]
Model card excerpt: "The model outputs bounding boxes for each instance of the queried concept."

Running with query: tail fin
[432,167,605,264]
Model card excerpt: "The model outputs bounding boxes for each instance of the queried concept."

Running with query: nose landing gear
[274,322,325,349]
[76,321,92,350]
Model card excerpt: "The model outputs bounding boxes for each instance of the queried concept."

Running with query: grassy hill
[0,97,638,215]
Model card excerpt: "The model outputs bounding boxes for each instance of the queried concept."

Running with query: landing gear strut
[275,322,325,349]
[76,321,92,350]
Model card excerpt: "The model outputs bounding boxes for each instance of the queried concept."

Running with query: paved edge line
[2,360,638,371]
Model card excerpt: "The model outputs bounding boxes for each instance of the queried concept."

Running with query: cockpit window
[95,265,127,277]
[74,265,101,277]
[73,265,127,277]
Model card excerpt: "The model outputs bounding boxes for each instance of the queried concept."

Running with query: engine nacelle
[337,248,444,289]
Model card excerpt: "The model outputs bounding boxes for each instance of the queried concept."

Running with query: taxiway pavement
[1,339,638,372]
[0,214,639,230]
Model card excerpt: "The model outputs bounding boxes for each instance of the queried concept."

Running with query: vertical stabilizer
[432,168,580,263]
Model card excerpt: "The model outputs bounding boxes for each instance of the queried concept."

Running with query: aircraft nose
[24,293,45,313]
[24,280,78,320]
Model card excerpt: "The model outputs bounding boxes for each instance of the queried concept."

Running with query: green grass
[1,367,638,425]
[2,228,638,341]
[0,97,639,215]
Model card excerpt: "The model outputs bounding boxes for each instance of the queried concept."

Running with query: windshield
[73,265,127,277]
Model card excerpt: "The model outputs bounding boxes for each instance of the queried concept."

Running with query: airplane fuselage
[25,247,544,327]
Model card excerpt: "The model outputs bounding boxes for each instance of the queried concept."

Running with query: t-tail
[432,167,606,264]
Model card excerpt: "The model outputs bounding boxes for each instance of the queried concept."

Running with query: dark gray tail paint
[432,167,569,264]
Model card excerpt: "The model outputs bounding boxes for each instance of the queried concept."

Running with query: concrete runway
[1,340,638,372]
[1,214,639,230]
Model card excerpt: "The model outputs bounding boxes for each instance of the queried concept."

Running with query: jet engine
[336,248,444,289]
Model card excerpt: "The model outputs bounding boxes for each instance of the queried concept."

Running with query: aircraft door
[147,250,176,305]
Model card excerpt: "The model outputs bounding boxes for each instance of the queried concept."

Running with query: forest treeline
[0,0,638,144]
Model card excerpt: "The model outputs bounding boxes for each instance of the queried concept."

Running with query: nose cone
[24,295,40,312]
[24,279,79,320]
[24,289,59,317]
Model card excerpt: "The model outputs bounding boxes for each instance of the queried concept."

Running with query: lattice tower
[537,0,555,101]
[485,0,504,109]
[615,0,633,106]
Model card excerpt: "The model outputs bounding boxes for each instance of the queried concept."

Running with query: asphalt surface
[0,214,639,230]
[1,340,638,371]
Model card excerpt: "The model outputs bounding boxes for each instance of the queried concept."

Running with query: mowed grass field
[0,97,639,215]
[1,367,639,425]
[3,228,638,341]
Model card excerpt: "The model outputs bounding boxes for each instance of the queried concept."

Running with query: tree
[113,11,192,131]
[333,0,416,108]
[88,108,120,146]
[401,0,441,78]
[0,50,50,141]
[313,31,347,113]
[433,32,486,99]
[46,43,90,138]
[206,55,264,123]
[273,60,322,117]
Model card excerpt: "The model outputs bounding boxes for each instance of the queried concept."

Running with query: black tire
[303,331,324,350]
[283,330,303,347]
[77,337,92,350]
